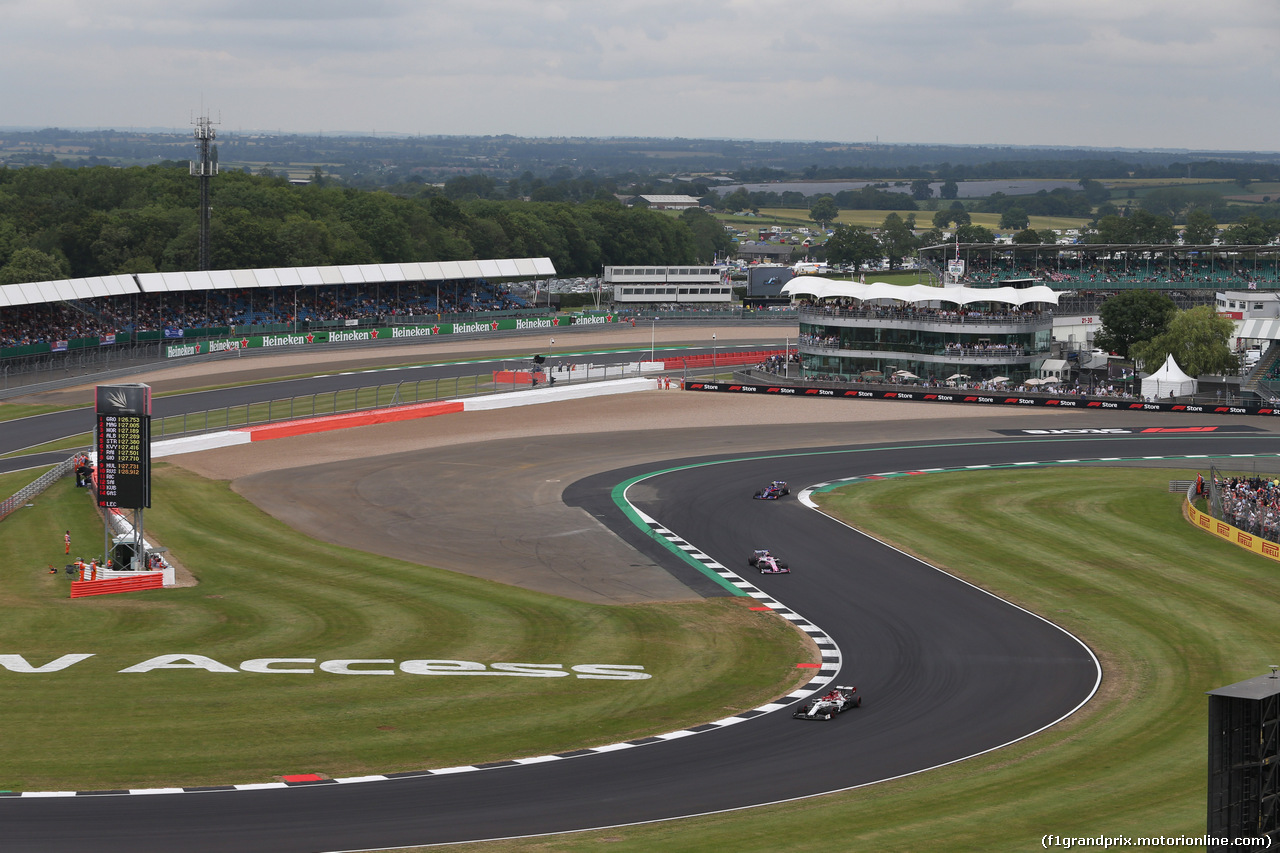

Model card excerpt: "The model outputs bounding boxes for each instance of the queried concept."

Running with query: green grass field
[742,207,1091,235]
[0,468,812,791]
[7,449,1277,850]
[425,465,1279,852]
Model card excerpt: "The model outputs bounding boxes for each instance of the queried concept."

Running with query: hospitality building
[783,279,1061,384]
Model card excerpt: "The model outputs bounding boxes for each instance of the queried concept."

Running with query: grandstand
[0,258,555,355]
[919,243,1280,313]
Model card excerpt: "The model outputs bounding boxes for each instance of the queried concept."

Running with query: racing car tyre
[778,561,789,569]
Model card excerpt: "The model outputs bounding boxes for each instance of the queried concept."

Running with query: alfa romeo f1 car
[748,549,790,573]
[792,686,861,720]
[753,480,790,500]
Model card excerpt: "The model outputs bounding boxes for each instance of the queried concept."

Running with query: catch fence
[0,454,78,522]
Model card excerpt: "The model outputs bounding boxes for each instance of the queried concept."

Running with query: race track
[1,340,1275,852]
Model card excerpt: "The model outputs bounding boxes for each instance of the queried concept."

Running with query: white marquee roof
[0,258,557,308]
[781,277,1062,307]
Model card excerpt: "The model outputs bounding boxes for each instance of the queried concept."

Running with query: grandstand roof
[919,243,1280,255]
[0,258,557,308]
[0,274,137,309]
[781,277,1062,307]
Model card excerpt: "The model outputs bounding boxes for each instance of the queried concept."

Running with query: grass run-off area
[0,468,812,792]
[431,465,1280,853]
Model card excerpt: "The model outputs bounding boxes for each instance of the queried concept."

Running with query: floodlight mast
[190,113,220,271]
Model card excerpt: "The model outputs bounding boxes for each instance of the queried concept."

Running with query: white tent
[1141,354,1197,400]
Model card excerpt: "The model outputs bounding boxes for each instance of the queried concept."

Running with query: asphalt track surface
[0,337,742,471]
[3,341,1278,851]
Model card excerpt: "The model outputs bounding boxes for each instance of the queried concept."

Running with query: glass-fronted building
[784,280,1060,384]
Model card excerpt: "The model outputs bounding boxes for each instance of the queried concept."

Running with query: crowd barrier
[1185,498,1280,564]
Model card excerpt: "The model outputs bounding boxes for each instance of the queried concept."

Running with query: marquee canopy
[780,277,1062,307]
[1141,353,1197,398]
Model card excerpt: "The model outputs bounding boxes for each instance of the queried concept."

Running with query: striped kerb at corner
[639,516,842,706]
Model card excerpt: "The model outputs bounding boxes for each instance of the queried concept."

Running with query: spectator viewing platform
[604,266,733,304]
[784,278,1059,385]
[0,258,556,354]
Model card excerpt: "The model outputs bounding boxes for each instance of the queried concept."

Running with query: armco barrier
[682,378,1280,417]
[70,573,164,598]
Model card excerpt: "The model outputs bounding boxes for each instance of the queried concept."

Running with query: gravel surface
[11,327,1030,604]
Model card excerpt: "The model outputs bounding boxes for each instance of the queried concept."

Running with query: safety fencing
[0,454,78,523]
[150,364,652,439]
[149,352,792,440]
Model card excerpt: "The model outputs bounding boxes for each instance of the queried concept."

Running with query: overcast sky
[2,0,1277,152]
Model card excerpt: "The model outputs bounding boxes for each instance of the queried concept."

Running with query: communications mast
[190,114,219,271]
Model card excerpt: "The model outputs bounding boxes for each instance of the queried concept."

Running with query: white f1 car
[748,549,790,574]
[792,686,861,720]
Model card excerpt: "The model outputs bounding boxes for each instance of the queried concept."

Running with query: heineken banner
[683,379,1280,418]
[163,314,621,359]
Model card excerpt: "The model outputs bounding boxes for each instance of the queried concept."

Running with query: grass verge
[419,466,1279,852]
[0,467,813,791]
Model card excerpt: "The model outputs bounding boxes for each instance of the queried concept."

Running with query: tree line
[0,164,734,285]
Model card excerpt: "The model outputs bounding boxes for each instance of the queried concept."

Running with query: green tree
[1078,178,1110,205]
[1223,214,1279,245]
[998,207,1029,230]
[1182,209,1219,245]
[954,223,994,244]
[917,226,946,247]
[722,188,751,213]
[1129,209,1176,244]
[877,213,917,269]
[680,207,733,262]
[809,196,840,229]
[823,224,879,270]
[939,179,959,200]
[932,205,970,229]
[0,247,68,284]
[1093,214,1135,244]
[1092,290,1178,358]
[910,179,933,200]
[443,174,496,201]
[1012,228,1042,245]
[1130,305,1236,376]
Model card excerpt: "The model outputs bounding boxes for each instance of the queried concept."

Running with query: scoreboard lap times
[96,413,150,509]
[94,383,152,510]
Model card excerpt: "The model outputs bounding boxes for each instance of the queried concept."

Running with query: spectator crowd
[0,281,530,349]
[1215,474,1280,543]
